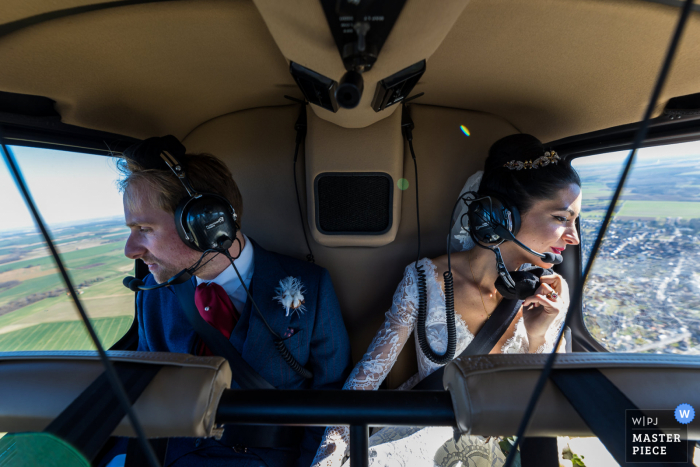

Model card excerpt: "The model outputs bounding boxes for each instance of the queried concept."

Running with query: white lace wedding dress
[311,258,568,467]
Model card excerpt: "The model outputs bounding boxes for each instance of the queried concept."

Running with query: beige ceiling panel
[254,0,470,129]
[1,0,106,25]
[422,0,700,143]
[1,0,698,144]
[0,0,298,139]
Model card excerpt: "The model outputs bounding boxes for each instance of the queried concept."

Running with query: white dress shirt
[195,234,254,311]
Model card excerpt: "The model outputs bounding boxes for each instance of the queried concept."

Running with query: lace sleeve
[500,316,529,354]
[311,263,421,467]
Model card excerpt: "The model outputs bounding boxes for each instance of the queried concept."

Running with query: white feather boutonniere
[274,276,306,317]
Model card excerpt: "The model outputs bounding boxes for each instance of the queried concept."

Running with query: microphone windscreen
[123,276,143,292]
[494,267,554,300]
[541,252,563,264]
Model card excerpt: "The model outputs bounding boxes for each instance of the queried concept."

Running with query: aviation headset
[464,192,521,247]
[125,135,239,253]
[459,189,560,300]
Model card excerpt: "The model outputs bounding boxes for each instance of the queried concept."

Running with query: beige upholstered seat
[443,353,700,438]
[0,351,231,438]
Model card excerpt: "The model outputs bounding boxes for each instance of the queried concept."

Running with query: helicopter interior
[0,0,700,465]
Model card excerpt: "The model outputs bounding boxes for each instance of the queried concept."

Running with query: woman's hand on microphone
[522,273,569,352]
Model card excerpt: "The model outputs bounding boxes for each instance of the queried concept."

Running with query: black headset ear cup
[174,198,195,249]
[502,198,521,236]
[175,193,238,252]
[467,194,520,245]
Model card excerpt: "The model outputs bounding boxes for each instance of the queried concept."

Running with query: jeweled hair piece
[503,150,560,170]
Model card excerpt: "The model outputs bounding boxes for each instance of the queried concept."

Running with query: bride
[311,134,582,467]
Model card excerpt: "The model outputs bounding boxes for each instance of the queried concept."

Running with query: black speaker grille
[315,173,393,234]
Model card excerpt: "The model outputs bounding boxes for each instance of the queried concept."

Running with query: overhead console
[254,0,469,128]
[314,0,425,112]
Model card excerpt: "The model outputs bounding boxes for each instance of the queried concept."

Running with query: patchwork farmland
[0,218,134,351]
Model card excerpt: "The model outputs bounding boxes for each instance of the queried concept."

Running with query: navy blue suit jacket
[135,239,352,467]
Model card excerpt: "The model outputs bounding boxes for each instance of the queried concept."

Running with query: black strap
[172,280,274,390]
[464,299,522,356]
[125,438,169,467]
[413,299,522,390]
[45,362,161,461]
[520,437,558,467]
[549,369,694,467]
[220,425,305,449]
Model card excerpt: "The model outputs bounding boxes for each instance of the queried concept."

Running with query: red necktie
[194,282,240,356]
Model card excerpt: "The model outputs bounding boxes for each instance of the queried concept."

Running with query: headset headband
[159,149,199,197]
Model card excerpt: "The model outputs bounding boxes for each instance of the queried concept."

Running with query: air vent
[315,173,393,235]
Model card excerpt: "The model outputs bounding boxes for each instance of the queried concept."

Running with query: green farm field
[574,155,700,221]
[0,218,135,351]
[616,200,700,218]
[0,316,132,352]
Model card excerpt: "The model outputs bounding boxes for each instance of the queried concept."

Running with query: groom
[116,136,352,467]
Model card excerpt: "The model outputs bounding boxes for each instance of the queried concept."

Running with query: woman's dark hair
[478,134,581,214]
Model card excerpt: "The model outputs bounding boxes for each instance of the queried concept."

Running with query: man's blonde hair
[118,153,243,221]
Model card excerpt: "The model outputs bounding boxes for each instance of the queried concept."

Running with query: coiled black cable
[274,339,313,379]
[414,265,457,365]
[402,106,457,365]
[223,247,313,379]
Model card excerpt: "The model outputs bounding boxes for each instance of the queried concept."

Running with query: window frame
[5,91,700,354]
[549,111,700,352]
[1,140,141,351]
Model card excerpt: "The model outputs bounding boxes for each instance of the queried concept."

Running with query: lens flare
[460,125,470,137]
[397,178,409,190]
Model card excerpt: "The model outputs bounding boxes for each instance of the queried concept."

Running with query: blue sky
[1,146,125,231]
[572,140,700,166]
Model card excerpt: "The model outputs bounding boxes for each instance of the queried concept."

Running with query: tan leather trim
[444,353,700,437]
[0,351,231,438]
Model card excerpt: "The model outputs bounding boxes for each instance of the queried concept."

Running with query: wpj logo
[626,407,691,463]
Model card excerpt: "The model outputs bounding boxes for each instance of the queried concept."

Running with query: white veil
[449,170,483,253]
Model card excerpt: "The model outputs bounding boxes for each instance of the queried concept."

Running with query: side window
[0,146,133,351]
[572,141,700,353]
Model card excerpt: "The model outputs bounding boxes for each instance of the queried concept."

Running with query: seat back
[0,351,231,438]
[444,353,700,437]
